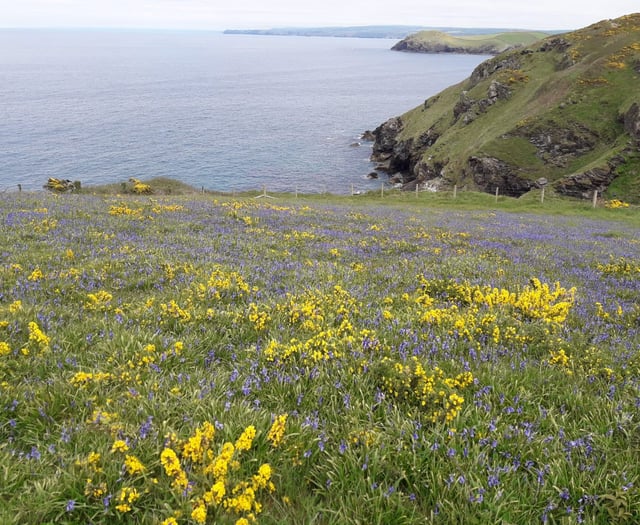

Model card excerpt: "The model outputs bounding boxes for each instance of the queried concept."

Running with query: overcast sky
[2,1,638,31]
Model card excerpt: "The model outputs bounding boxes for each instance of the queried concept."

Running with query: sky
[1,0,638,31]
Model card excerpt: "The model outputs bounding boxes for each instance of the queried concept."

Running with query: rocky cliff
[369,14,640,202]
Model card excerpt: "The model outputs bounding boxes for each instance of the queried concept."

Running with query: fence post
[495,187,499,203]
[381,183,384,198]
[540,186,545,204]
[453,185,457,199]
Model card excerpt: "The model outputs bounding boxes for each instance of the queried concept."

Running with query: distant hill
[392,30,549,55]
[369,14,640,202]
[223,26,547,40]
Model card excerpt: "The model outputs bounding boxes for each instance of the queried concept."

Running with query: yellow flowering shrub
[376,356,474,423]
[267,414,288,448]
[156,422,277,523]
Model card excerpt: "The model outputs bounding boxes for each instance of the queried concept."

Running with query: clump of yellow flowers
[267,414,288,448]
[159,422,276,524]
[377,356,474,423]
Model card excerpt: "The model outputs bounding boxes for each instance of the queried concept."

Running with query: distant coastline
[222,25,548,39]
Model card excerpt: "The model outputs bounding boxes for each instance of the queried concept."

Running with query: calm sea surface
[0,30,488,193]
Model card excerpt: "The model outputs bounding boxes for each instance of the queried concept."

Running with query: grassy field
[1,186,639,524]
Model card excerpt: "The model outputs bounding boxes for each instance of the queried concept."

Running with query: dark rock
[469,54,521,86]
[538,37,571,52]
[553,154,627,198]
[361,130,375,141]
[402,179,419,191]
[371,117,403,164]
[417,128,440,148]
[389,173,404,184]
[367,172,379,179]
[623,102,640,142]
[554,167,615,198]
[350,142,361,147]
[521,124,598,167]
[467,156,533,197]
[487,80,511,102]
[556,52,577,70]
[423,95,439,110]
[453,91,476,122]
[415,159,446,181]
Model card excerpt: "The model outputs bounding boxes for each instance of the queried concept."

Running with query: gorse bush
[0,192,639,524]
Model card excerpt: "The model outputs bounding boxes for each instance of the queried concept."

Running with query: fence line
[0,180,634,209]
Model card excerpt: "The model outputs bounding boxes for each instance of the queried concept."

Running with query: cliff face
[370,14,640,202]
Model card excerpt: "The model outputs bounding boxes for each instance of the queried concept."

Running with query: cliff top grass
[69,176,640,226]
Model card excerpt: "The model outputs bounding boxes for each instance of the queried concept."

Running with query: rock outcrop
[467,157,534,197]
[624,102,640,143]
[553,151,631,198]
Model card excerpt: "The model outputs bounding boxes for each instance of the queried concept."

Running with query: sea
[0,29,489,194]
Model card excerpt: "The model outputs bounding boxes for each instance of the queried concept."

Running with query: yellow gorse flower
[8,300,22,313]
[27,268,43,281]
[267,414,287,448]
[111,439,129,453]
[0,342,11,356]
[124,454,145,475]
[234,426,256,452]
[161,448,181,475]
[182,421,216,463]
[191,500,207,524]
[28,321,50,350]
[84,290,113,310]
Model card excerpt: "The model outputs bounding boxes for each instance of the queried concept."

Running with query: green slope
[373,14,640,202]
[392,30,549,54]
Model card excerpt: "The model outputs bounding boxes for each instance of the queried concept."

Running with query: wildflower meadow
[1,189,639,524]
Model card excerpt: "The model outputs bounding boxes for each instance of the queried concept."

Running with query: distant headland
[222,25,553,40]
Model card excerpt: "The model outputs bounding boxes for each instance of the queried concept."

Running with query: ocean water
[0,30,488,194]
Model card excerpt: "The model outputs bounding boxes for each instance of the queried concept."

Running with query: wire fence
[0,180,635,210]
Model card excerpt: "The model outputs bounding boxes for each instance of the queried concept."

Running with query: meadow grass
[1,187,639,524]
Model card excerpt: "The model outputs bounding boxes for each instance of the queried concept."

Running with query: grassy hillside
[1,190,640,523]
[377,14,640,202]
[392,30,548,54]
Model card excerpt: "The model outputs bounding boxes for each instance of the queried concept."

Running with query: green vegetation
[392,30,548,54]
[1,184,639,524]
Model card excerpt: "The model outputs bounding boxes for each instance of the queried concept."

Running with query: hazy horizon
[1,1,638,32]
